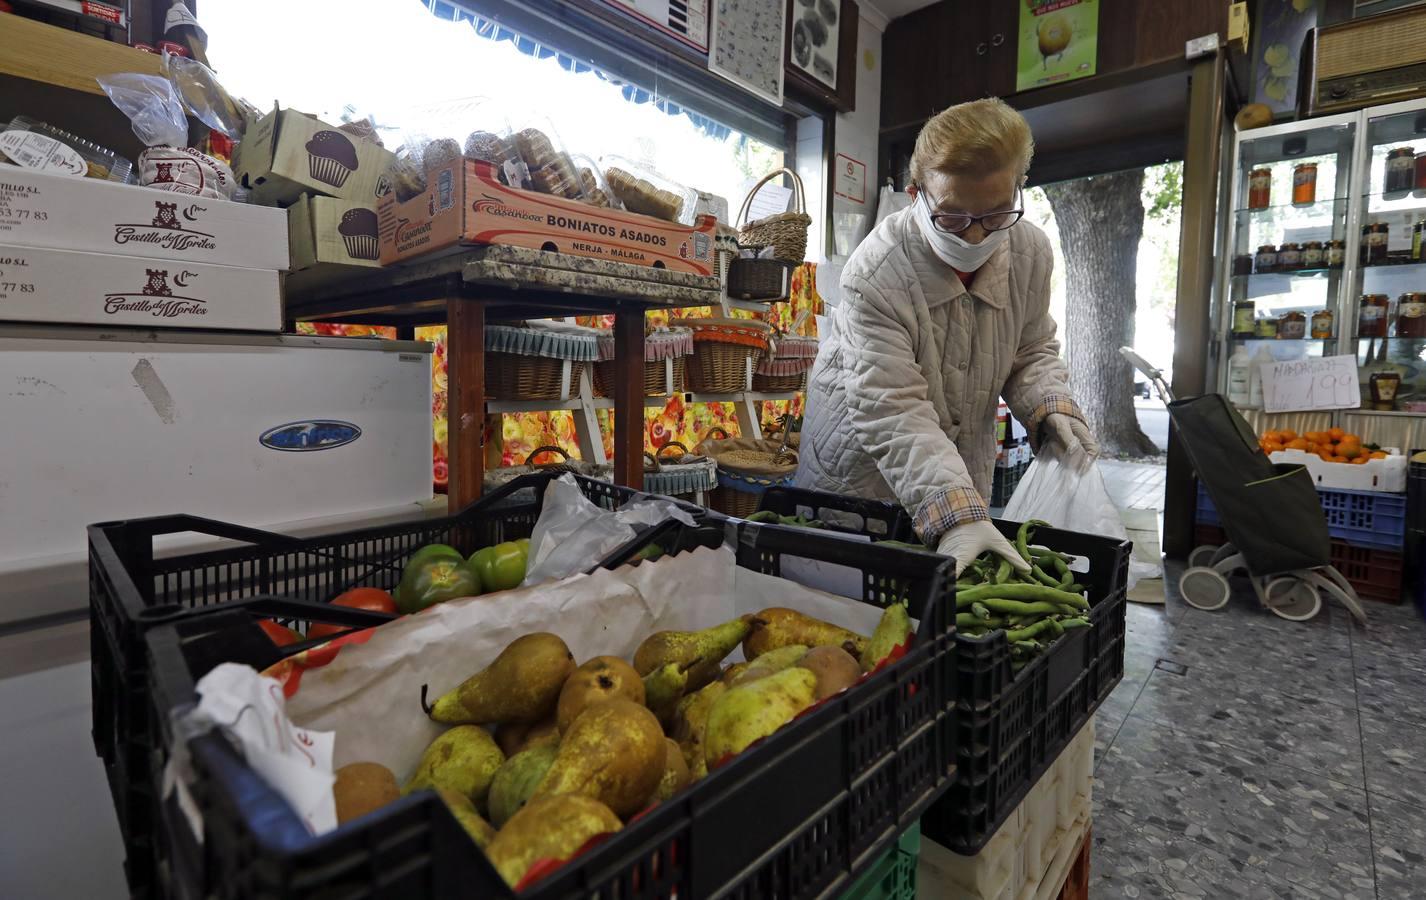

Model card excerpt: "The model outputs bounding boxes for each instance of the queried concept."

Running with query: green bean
[954,583,1089,609]
[956,613,1006,629]
[1049,618,1065,637]
[994,557,1013,584]
[1014,520,1039,564]
[1058,572,1075,590]
[956,598,1061,617]
[971,602,991,620]
[1006,617,1059,643]
[1030,563,1062,589]
[1059,617,1091,630]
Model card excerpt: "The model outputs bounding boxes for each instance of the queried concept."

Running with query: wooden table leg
[613,310,645,489]
[1057,823,1091,900]
[447,296,485,509]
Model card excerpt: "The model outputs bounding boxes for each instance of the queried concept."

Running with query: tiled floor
[1091,563,1426,899]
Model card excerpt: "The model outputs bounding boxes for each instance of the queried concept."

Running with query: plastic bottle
[1227,345,1252,406]
[1247,345,1274,409]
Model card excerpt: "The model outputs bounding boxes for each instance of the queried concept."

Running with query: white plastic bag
[1002,451,1160,589]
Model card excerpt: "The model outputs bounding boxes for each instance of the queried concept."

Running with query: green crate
[842,822,920,900]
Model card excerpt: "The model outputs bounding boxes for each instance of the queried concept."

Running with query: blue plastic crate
[1196,482,1404,551]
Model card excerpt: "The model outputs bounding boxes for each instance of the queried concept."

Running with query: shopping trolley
[1120,348,1366,623]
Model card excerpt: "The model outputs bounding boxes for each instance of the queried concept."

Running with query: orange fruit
[1305,431,1326,444]
[1351,456,1370,465]
[1262,430,1280,443]
[1318,451,1336,462]
[1329,427,1345,440]
[1331,455,1349,463]
[1305,442,1319,453]
[1339,444,1361,460]
[1278,430,1298,442]
[1265,441,1285,453]
[1286,438,1309,450]
[1371,450,1388,460]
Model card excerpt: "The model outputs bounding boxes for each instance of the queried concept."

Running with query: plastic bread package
[510,118,588,202]
[96,72,235,200]
[0,116,134,183]
[568,154,618,209]
[600,154,697,224]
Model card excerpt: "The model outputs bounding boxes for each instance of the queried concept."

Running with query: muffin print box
[377,158,717,275]
[233,106,395,207]
[288,196,382,273]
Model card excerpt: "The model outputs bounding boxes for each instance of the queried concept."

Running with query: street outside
[1133,395,1170,454]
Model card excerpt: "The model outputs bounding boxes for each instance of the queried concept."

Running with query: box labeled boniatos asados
[377,159,717,275]
[0,244,282,331]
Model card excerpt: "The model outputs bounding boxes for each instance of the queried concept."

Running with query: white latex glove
[1043,414,1100,472]
[937,520,1032,577]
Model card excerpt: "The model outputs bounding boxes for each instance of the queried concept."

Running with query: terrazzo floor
[1091,562,1426,899]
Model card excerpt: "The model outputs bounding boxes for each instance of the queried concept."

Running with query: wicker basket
[484,323,600,400]
[642,441,718,499]
[684,318,772,394]
[698,433,799,517]
[753,333,818,392]
[737,168,810,264]
[484,445,611,493]
[727,256,792,301]
[592,328,693,398]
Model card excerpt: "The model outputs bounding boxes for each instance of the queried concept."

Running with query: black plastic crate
[136,519,958,900]
[756,485,1131,854]
[990,458,1031,508]
[759,485,913,539]
[87,472,709,899]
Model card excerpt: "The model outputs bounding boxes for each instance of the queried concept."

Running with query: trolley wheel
[1264,577,1322,621]
[1188,544,1219,569]
[1179,566,1231,611]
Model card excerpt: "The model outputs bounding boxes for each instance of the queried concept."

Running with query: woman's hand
[937,520,1032,577]
[1043,414,1099,472]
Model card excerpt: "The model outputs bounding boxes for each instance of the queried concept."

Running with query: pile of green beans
[953,520,1092,673]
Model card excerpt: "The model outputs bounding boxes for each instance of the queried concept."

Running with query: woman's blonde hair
[910,98,1035,186]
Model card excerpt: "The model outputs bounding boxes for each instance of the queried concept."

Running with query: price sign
[1260,355,1360,413]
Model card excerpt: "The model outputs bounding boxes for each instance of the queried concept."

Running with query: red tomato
[298,588,397,669]
[258,619,300,646]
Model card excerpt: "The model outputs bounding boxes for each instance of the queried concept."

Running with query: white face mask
[914,192,1010,272]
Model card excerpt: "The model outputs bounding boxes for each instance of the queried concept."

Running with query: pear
[670,679,726,780]
[557,656,645,733]
[743,608,866,660]
[720,662,750,684]
[730,644,808,685]
[494,716,559,757]
[798,645,862,699]
[861,603,913,672]
[642,660,693,726]
[425,633,575,725]
[402,725,505,808]
[436,786,496,849]
[653,738,690,802]
[531,699,664,819]
[487,743,559,828]
[333,762,400,824]
[633,618,750,692]
[704,667,817,770]
[485,794,622,888]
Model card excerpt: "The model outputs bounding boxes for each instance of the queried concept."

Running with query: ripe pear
[704,667,817,770]
[730,644,808,685]
[494,716,559,757]
[642,660,692,726]
[797,645,861,699]
[485,794,622,888]
[861,603,913,672]
[743,608,866,660]
[531,699,664,819]
[403,725,505,808]
[557,656,644,733]
[653,738,690,802]
[633,618,750,692]
[425,633,574,725]
[670,679,726,780]
[721,662,750,684]
[333,762,400,824]
[436,786,495,849]
[487,743,559,828]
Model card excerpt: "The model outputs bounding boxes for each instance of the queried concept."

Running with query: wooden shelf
[0,14,160,96]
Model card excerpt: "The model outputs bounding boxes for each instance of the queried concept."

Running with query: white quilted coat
[795,205,1081,543]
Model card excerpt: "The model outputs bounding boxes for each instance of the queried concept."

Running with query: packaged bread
[385,145,427,203]
[421,137,462,172]
[568,155,615,209]
[464,130,529,189]
[605,166,685,222]
[0,116,134,183]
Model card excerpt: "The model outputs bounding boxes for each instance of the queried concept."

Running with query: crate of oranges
[1257,428,1407,493]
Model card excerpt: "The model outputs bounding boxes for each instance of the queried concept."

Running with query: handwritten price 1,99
[1261,355,1360,413]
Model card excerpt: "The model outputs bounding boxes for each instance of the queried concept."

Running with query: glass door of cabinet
[1220,114,1358,402]
[1352,98,1426,414]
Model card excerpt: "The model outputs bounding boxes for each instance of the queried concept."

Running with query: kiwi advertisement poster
[1016,0,1098,93]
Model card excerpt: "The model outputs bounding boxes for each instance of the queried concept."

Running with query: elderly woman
[796,98,1097,574]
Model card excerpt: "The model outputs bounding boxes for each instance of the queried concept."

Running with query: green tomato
[403,543,464,573]
[469,541,528,593]
[395,557,481,614]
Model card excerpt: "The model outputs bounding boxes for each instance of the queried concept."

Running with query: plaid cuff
[1026,394,1085,452]
[912,485,989,545]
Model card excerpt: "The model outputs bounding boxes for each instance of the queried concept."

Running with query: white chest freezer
[0,325,435,625]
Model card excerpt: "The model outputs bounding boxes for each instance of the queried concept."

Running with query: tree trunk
[1043,170,1158,457]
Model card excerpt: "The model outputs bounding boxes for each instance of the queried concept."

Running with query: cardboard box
[0,166,289,269]
[234,107,394,207]
[0,244,282,331]
[289,195,382,271]
[378,159,717,275]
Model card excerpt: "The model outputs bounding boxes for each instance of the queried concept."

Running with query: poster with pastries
[789,0,840,90]
[709,0,785,105]
[1016,0,1098,93]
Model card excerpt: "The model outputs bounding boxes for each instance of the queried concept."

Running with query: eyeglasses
[921,186,1024,235]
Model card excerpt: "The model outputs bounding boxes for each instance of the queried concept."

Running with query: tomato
[395,556,482,613]
[405,543,464,571]
[469,540,528,593]
[258,619,300,645]
[310,588,397,641]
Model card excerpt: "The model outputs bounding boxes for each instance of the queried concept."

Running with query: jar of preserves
[1255,244,1278,273]
[1248,168,1272,209]
[1256,317,1279,338]
[1364,223,1390,266]
[1417,152,1426,190]
[1370,371,1401,411]
[1359,294,1390,337]
[1278,310,1307,339]
[1302,240,1324,269]
[1311,309,1334,339]
[1232,253,1255,275]
[1278,242,1303,271]
[1398,292,1426,338]
[1232,299,1256,337]
[1413,220,1424,262]
[1292,163,1317,205]
[1326,239,1346,268]
[1386,148,1416,193]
